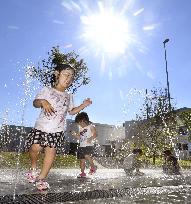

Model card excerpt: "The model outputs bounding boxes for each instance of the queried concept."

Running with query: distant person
[162,150,180,175]
[71,112,97,178]
[25,64,92,190]
[123,148,144,176]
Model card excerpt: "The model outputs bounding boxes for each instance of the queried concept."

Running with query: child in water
[123,148,144,176]
[162,149,180,175]
[25,64,92,190]
[71,112,97,178]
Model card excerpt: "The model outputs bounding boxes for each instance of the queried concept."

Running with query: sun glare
[62,0,158,73]
[81,11,131,55]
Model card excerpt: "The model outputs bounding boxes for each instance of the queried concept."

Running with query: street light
[163,38,171,111]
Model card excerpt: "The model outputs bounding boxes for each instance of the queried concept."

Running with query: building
[0,124,31,152]
[124,107,191,160]
[0,120,126,157]
[173,107,191,159]
[94,122,125,156]
[1,107,190,159]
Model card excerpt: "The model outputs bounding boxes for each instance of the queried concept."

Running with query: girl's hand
[41,99,55,115]
[83,98,92,107]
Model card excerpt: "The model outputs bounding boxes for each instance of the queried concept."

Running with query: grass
[0,151,79,169]
[1,151,191,169]
[144,157,191,169]
[179,160,191,169]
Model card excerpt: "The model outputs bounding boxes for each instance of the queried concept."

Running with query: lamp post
[145,89,149,119]
[163,38,171,111]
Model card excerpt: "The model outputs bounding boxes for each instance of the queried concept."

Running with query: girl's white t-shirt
[34,87,74,133]
[79,124,94,147]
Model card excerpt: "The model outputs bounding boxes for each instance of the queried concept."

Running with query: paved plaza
[1,168,191,203]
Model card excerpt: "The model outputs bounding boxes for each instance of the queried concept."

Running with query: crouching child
[162,150,180,175]
[123,148,144,176]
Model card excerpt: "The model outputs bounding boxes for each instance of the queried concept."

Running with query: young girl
[25,64,92,190]
[72,112,97,178]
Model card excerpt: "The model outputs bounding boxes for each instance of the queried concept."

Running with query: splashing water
[0,59,190,204]
[120,88,146,121]
[11,65,38,200]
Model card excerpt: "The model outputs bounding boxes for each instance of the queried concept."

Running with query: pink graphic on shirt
[80,129,88,143]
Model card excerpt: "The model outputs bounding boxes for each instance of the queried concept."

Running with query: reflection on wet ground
[0,168,191,203]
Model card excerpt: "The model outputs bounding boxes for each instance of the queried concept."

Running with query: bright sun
[62,0,158,73]
[81,10,132,55]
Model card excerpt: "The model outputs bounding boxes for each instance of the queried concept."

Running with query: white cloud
[133,8,144,16]
[53,20,65,25]
[64,44,72,48]
[7,25,19,30]
[61,0,81,12]
[142,23,159,31]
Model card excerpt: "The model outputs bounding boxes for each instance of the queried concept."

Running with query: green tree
[29,46,90,93]
[133,88,178,164]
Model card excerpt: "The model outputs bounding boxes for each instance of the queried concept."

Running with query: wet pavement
[1,168,191,203]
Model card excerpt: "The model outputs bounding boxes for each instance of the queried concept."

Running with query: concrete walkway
[1,168,191,203]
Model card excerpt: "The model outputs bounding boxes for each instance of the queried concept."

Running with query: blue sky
[0,0,191,126]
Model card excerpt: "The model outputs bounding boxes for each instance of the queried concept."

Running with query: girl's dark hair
[132,148,142,154]
[50,64,74,87]
[75,112,90,123]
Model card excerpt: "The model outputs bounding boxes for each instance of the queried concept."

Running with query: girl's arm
[90,126,97,139]
[87,126,97,143]
[33,99,44,108]
[68,98,92,115]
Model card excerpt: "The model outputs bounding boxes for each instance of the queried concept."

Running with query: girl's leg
[38,146,56,179]
[84,155,95,168]
[29,144,42,169]
[80,159,86,173]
